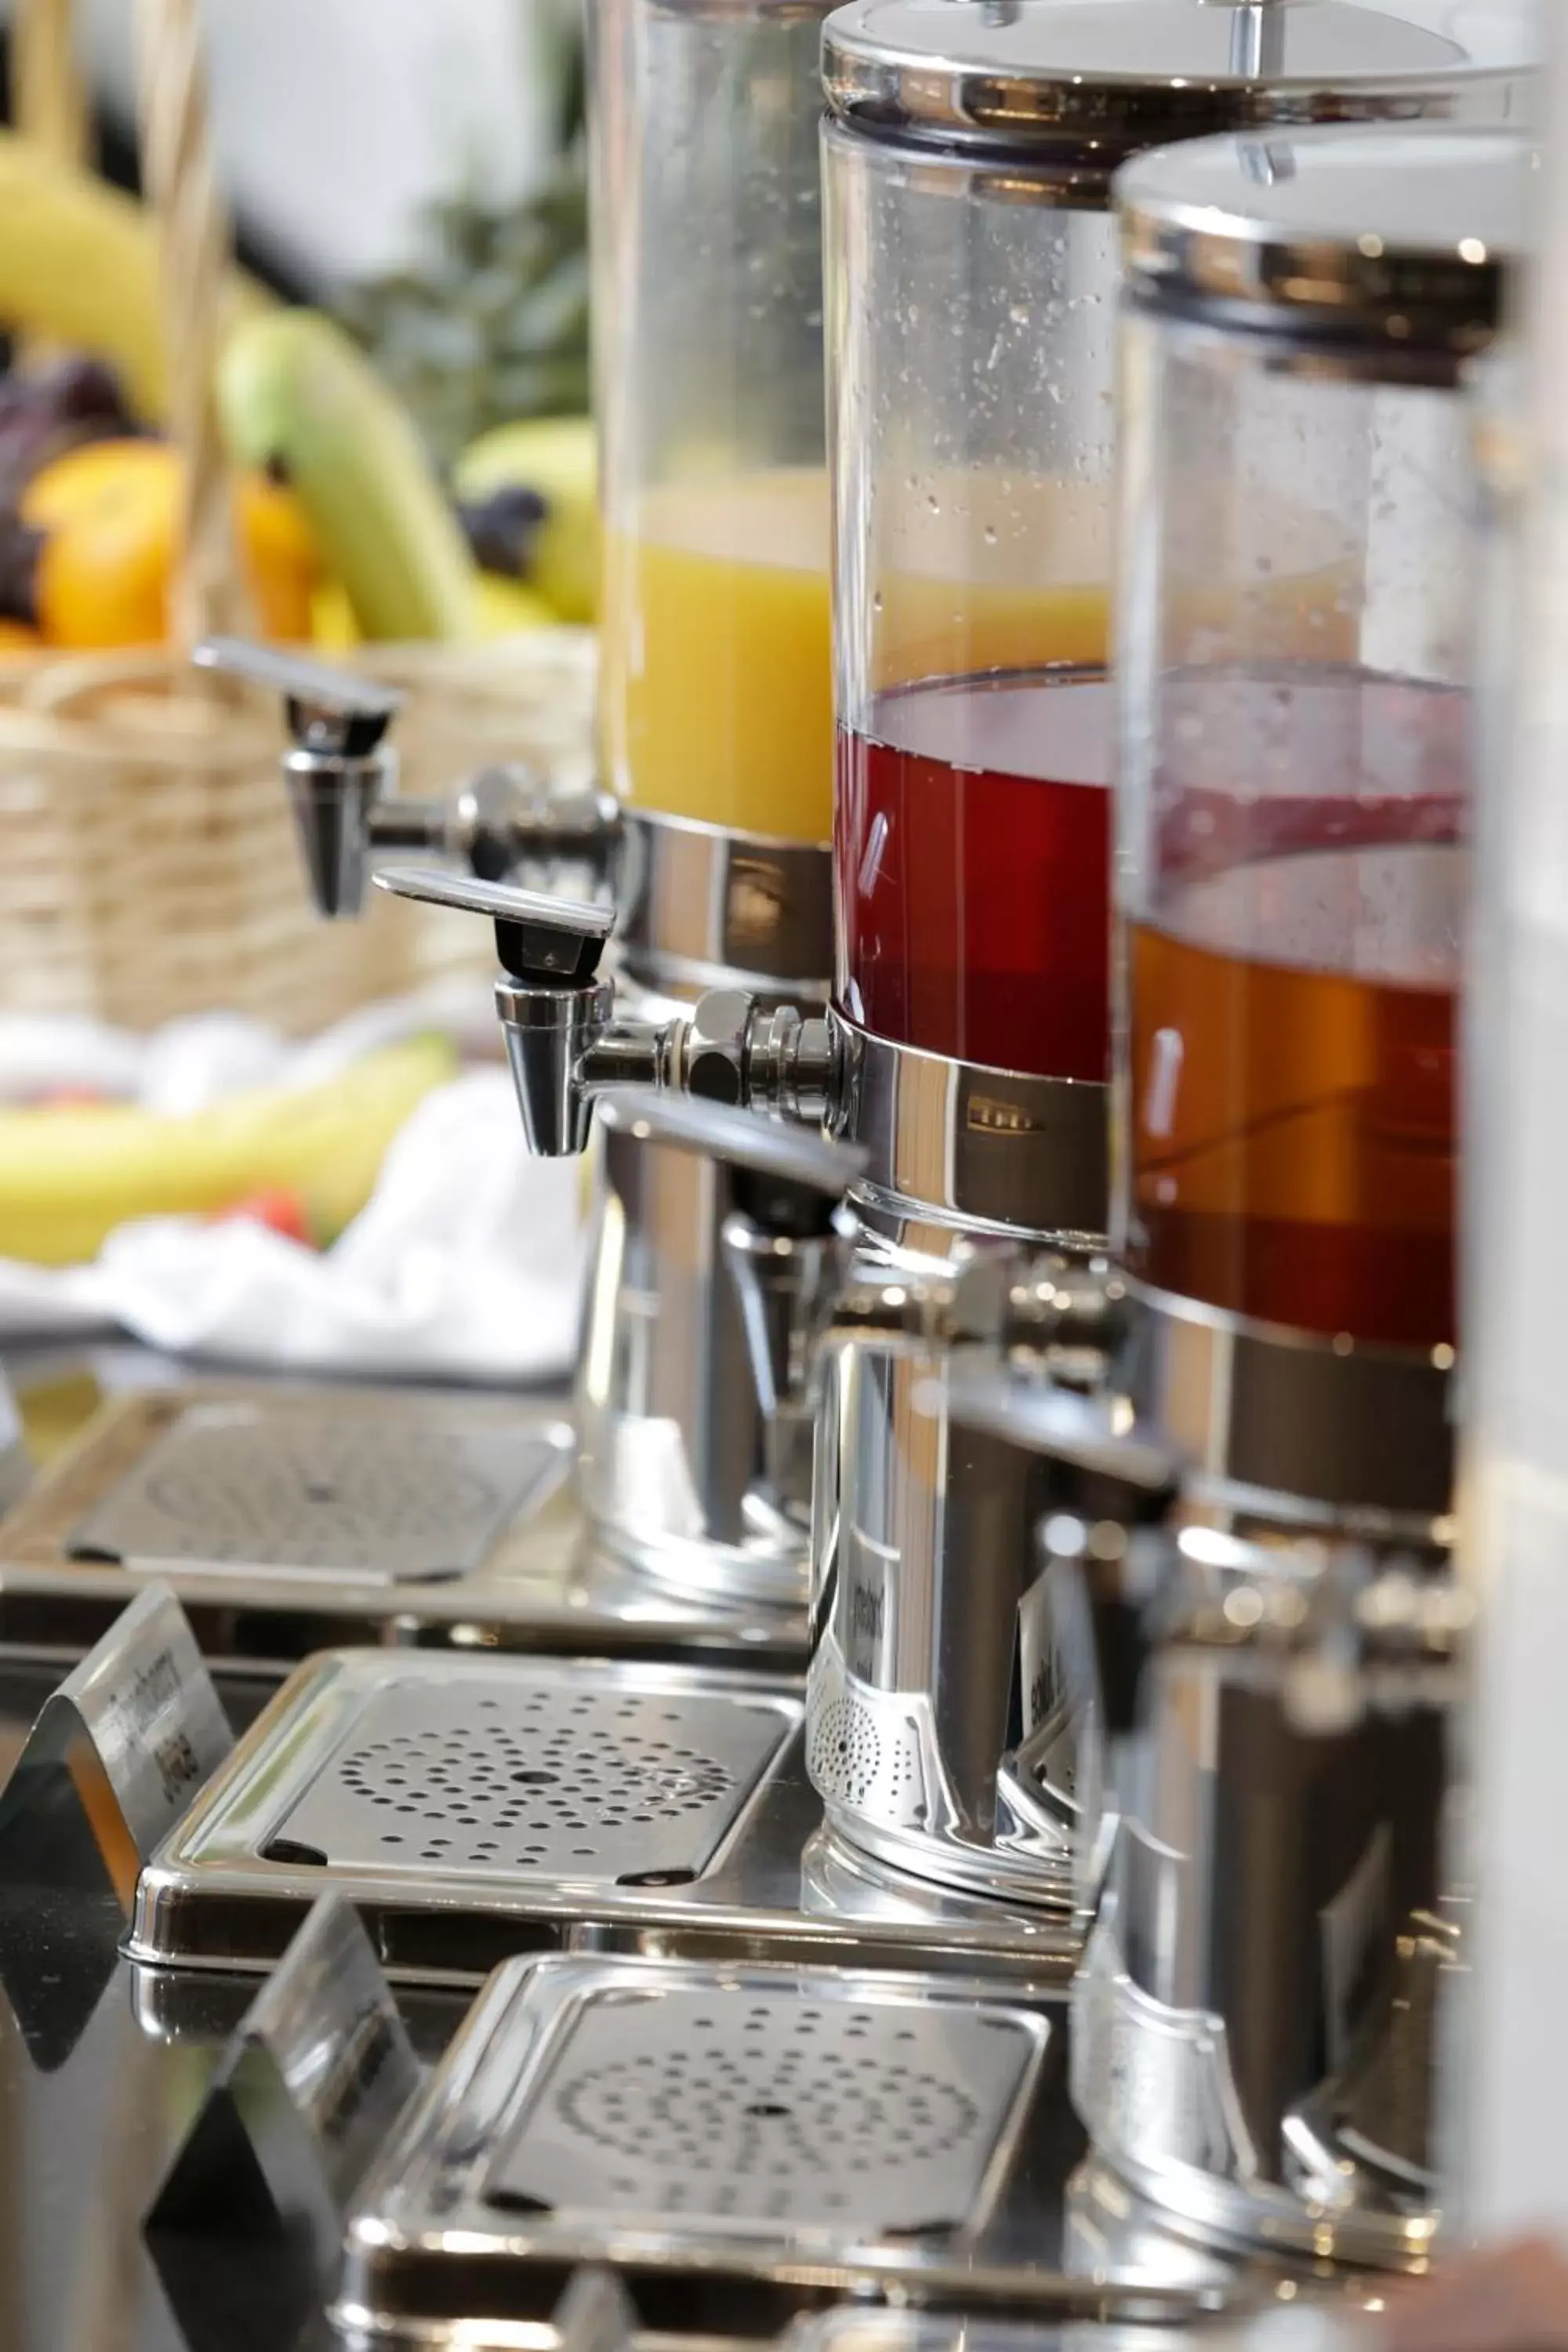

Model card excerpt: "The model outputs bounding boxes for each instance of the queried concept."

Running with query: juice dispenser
[1112,118,1508,1529]
[352,0,1533,1912]
[211,0,844,1617]
[951,123,1524,2263]
[800,0,1531,1911]
[575,0,841,1604]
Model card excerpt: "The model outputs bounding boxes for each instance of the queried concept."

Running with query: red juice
[834,666,1112,1083]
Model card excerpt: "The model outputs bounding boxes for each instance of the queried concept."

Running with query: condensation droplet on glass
[982,524,997,546]
[927,493,940,514]
[1008,303,1029,327]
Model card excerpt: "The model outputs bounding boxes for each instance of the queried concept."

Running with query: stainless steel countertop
[0,1655,474,2352]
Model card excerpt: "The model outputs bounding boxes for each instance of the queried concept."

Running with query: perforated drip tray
[0,1386,808,1664]
[129,1651,1079,1990]
[70,1396,558,1581]
[336,1953,1101,2336]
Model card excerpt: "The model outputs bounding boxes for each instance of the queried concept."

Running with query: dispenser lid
[1119,125,1527,356]
[822,0,1536,165]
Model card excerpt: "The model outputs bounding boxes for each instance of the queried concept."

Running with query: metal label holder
[0,1579,232,1907]
[146,1891,420,2278]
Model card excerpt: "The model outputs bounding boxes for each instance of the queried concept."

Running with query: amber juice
[1125,671,1468,1352]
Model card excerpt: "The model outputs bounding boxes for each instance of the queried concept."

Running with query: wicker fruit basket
[0,0,596,1034]
[0,631,594,1033]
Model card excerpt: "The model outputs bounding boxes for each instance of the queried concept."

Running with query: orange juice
[600,467,1116,845]
[869,473,1111,691]
[601,469,834,841]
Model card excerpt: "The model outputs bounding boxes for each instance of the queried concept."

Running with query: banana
[472,571,555,637]
[0,1035,455,1266]
[219,310,476,643]
[454,416,597,622]
[0,129,267,420]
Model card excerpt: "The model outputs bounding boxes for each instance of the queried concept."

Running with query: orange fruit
[22,437,323,647]
[25,437,172,645]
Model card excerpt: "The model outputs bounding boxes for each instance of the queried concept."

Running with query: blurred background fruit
[454,413,595,624]
[12,433,322,646]
[0,1031,455,1265]
[0,0,597,1307]
[0,0,595,653]
[218,309,476,642]
[0,128,268,419]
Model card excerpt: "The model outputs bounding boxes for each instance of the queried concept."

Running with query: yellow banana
[0,1036,454,1266]
[0,129,268,419]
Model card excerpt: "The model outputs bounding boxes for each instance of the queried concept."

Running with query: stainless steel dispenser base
[0,1388,808,1666]
[1072,1922,1441,2271]
[575,811,837,1614]
[333,1952,1140,2339]
[808,1628,1076,1914]
[129,1650,1079,1987]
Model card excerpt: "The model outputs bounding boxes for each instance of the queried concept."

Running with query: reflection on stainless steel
[791,1087,1109,1899]
[0,1582,232,1911]
[554,2265,641,2352]
[1120,1283,1455,1537]
[829,1016,1107,1243]
[147,1891,419,2258]
[800,1221,1173,1909]
[617,811,834,997]
[810,1323,1075,1907]
[786,2289,1225,2352]
[376,859,846,1601]
[1047,1504,1465,2267]
[579,1065,857,1606]
[1062,2155,1259,2297]
[128,1648,1080,1989]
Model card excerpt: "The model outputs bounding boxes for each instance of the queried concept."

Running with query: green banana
[218,310,476,642]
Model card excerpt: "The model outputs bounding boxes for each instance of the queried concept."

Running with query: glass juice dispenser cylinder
[1054,127,1525,2267]
[794,5,1531,1915]
[1113,125,1521,1485]
[572,0,841,1605]
[594,0,836,844]
[822,0,1533,1121]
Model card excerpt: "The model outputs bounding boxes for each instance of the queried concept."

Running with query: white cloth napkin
[0,995,586,1383]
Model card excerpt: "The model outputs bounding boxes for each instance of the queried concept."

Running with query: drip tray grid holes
[67,1403,566,1580]
[270,1679,792,1883]
[485,1981,1039,2237]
